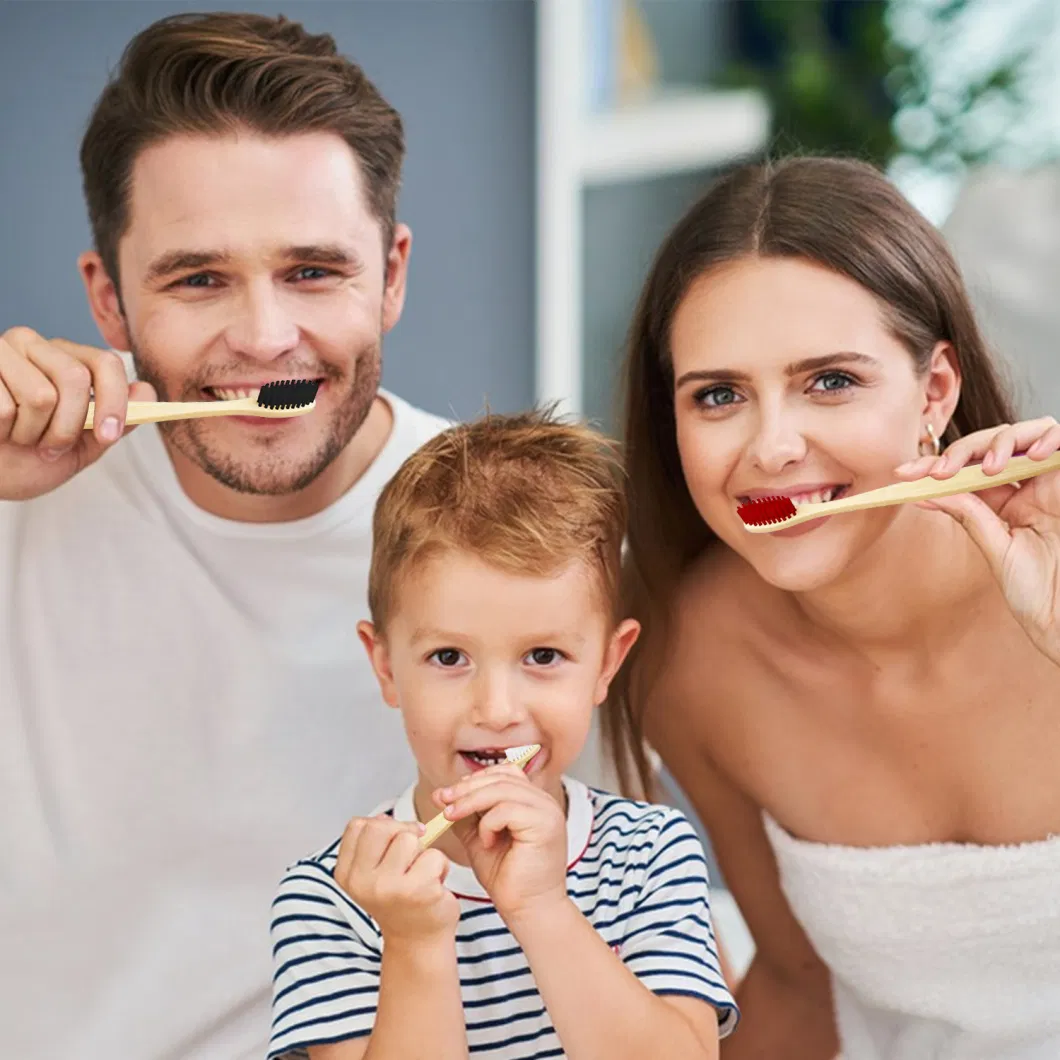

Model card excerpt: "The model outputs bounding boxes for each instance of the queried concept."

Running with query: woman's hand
[896,415,1060,664]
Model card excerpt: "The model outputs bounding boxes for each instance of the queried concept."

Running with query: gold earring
[922,422,941,457]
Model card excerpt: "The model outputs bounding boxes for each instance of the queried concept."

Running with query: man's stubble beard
[129,340,382,497]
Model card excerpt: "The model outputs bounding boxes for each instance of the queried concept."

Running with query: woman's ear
[921,341,962,438]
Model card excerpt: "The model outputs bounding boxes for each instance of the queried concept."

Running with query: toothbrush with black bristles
[82,378,321,429]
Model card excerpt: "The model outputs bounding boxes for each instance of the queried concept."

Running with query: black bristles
[255,379,321,410]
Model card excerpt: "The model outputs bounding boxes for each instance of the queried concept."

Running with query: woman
[605,156,1060,1060]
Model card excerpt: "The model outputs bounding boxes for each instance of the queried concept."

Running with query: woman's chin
[741,533,859,593]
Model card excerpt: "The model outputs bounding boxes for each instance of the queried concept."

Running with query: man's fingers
[51,340,130,444]
[0,339,58,448]
[24,336,94,454]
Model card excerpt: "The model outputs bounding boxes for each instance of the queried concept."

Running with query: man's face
[90,130,408,495]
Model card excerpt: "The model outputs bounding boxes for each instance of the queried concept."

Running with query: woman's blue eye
[696,386,740,408]
[813,371,855,392]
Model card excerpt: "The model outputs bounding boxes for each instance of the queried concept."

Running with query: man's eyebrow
[280,244,364,270]
[144,243,365,284]
[144,250,231,284]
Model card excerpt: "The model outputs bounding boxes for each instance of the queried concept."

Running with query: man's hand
[0,326,156,500]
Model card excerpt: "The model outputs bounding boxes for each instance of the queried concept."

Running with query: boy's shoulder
[581,783,706,865]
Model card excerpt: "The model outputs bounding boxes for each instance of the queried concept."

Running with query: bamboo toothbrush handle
[833,451,1060,513]
[84,399,255,429]
[420,812,456,850]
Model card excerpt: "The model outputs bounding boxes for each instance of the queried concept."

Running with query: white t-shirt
[0,389,449,1060]
[269,777,739,1059]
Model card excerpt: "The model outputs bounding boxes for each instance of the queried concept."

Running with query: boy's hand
[334,816,459,946]
[435,765,568,923]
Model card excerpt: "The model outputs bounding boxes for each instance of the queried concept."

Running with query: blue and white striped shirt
[269,776,739,1058]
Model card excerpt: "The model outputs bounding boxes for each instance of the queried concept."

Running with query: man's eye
[176,273,215,288]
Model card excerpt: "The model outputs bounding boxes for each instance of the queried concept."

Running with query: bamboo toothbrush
[82,378,321,429]
[737,451,1060,533]
[419,743,541,850]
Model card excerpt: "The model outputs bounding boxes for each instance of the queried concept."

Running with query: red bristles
[737,495,798,526]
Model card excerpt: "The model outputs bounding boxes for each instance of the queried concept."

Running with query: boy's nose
[470,671,527,728]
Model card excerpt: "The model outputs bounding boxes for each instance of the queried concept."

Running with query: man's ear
[78,250,131,352]
[593,618,641,706]
[381,223,412,335]
[357,620,399,708]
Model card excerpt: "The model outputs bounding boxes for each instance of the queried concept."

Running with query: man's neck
[164,395,394,523]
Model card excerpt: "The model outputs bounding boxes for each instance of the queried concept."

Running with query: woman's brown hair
[604,155,1017,799]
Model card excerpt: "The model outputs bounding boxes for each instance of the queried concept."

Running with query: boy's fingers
[438,765,530,803]
[444,780,542,822]
[377,829,422,875]
[335,817,369,882]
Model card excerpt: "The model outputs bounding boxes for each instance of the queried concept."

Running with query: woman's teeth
[795,486,845,506]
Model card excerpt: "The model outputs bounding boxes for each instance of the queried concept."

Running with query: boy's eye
[526,647,562,667]
[430,648,465,667]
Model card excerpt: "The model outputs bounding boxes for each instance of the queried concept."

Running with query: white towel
[761,813,1060,1060]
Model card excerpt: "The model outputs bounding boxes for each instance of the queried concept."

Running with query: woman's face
[670,255,955,592]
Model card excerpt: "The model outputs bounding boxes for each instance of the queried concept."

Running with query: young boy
[268,410,739,1059]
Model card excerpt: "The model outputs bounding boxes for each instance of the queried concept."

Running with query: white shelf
[580,89,771,186]
[535,0,771,415]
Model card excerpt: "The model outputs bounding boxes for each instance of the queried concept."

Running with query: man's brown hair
[368,409,627,630]
[80,11,405,286]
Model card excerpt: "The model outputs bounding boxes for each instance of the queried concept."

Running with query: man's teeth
[209,387,259,401]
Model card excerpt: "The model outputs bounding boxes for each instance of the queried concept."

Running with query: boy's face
[358,551,639,809]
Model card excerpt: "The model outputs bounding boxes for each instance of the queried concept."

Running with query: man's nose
[224,281,300,362]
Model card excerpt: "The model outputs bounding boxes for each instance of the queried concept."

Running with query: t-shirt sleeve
[268,860,383,1059]
[619,811,740,1038]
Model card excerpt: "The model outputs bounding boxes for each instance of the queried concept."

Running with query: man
[0,12,449,1057]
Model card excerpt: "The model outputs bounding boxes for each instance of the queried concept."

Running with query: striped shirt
[269,776,739,1058]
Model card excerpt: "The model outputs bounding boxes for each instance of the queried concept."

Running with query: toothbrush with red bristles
[737,451,1060,533]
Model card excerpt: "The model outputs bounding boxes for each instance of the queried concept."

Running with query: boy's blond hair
[368,409,626,629]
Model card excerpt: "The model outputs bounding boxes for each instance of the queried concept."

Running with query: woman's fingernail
[444,804,457,818]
